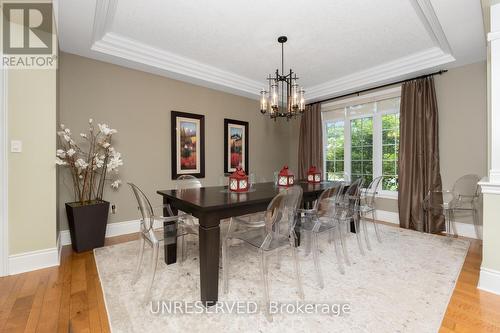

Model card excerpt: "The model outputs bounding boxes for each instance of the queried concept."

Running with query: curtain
[298,103,323,179]
[398,77,444,233]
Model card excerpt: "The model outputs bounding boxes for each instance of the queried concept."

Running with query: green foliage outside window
[382,113,399,191]
[325,121,344,180]
[351,117,373,186]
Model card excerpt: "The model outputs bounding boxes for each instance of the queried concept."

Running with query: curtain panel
[398,77,445,233]
[298,103,323,179]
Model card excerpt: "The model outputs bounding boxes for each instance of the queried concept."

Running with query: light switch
[11,140,22,153]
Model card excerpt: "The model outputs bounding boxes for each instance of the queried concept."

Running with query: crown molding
[91,33,263,98]
[307,47,454,102]
[410,0,452,54]
[89,0,455,101]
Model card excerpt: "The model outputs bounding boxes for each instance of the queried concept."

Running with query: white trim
[375,210,399,224]
[410,0,452,54]
[479,176,500,194]
[488,30,500,42]
[374,210,480,239]
[0,50,8,277]
[86,0,454,102]
[307,47,454,102]
[8,247,60,275]
[59,219,155,246]
[478,267,500,295]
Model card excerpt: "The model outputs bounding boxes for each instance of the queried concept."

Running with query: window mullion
[344,107,351,180]
[373,110,382,181]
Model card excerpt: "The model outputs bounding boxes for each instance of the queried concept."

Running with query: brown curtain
[398,77,444,233]
[298,103,323,179]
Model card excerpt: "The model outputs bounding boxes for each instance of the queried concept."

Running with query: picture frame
[224,118,249,174]
[171,111,205,179]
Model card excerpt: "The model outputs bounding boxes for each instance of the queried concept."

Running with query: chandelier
[259,36,305,119]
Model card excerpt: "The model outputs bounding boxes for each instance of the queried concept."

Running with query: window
[322,88,400,196]
[325,121,344,180]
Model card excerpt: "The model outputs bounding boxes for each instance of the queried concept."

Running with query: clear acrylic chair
[358,176,383,250]
[337,178,365,256]
[222,186,304,321]
[451,174,481,239]
[298,182,347,288]
[128,183,198,300]
[176,174,202,189]
[423,189,454,236]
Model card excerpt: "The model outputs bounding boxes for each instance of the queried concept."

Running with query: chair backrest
[176,175,202,190]
[363,176,383,208]
[264,186,303,235]
[452,174,480,202]
[316,182,345,218]
[341,178,363,217]
[128,183,154,231]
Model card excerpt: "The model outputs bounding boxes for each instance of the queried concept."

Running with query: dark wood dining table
[157,181,338,306]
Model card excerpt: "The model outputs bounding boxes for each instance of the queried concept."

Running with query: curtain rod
[307,69,448,106]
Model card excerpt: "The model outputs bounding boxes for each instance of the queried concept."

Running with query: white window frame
[322,87,401,199]
[0,53,8,276]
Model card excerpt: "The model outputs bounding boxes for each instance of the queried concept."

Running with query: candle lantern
[307,166,321,183]
[229,166,249,192]
[278,165,295,187]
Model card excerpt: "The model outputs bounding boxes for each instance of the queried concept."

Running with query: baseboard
[60,219,146,246]
[8,247,60,275]
[478,267,500,295]
[374,210,479,239]
[375,210,399,224]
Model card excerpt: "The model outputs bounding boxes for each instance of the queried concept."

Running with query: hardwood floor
[0,231,499,332]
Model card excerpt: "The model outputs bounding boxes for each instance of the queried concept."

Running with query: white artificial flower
[60,124,65,130]
[64,128,71,134]
[55,157,67,165]
[80,133,87,138]
[102,142,110,149]
[107,151,123,171]
[66,148,76,157]
[74,158,89,170]
[98,123,117,136]
[110,179,122,189]
[56,149,66,158]
[89,118,93,124]
[94,155,104,169]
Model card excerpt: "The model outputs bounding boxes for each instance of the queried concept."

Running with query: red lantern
[307,166,321,183]
[229,166,249,192]
[278,165,295,187]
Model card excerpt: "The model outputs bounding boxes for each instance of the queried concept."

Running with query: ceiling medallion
[259,36,305,120]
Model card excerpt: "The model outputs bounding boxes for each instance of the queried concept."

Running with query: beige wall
[58,52,291,230]
[8,68,57,255]
[435,61,488,190]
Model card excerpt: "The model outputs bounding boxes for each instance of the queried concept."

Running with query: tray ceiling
[57,0,486,102]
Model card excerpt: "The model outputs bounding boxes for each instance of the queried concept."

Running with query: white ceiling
[57,0,486,102]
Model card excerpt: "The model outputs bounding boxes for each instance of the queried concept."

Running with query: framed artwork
[224,118,249,174]
[171,111,205,179]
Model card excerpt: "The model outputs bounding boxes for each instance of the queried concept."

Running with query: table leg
[163,197,177,265]
[199,214,220,306]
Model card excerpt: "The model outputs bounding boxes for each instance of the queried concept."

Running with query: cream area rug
[94,224,469,333]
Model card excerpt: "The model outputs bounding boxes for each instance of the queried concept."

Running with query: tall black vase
[65,200,110,253]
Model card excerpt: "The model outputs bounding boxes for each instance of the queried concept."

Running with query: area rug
[94,224,469,333]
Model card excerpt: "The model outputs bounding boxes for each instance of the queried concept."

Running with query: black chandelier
[259,36,305,119]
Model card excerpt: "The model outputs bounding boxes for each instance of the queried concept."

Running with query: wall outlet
[111,204,116,214]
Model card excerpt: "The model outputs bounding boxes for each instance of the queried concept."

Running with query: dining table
[157,180,341,306]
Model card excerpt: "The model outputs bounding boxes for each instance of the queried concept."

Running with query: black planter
[65,200,110,253]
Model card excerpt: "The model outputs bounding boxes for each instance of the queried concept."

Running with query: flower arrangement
[56,118,123,204]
